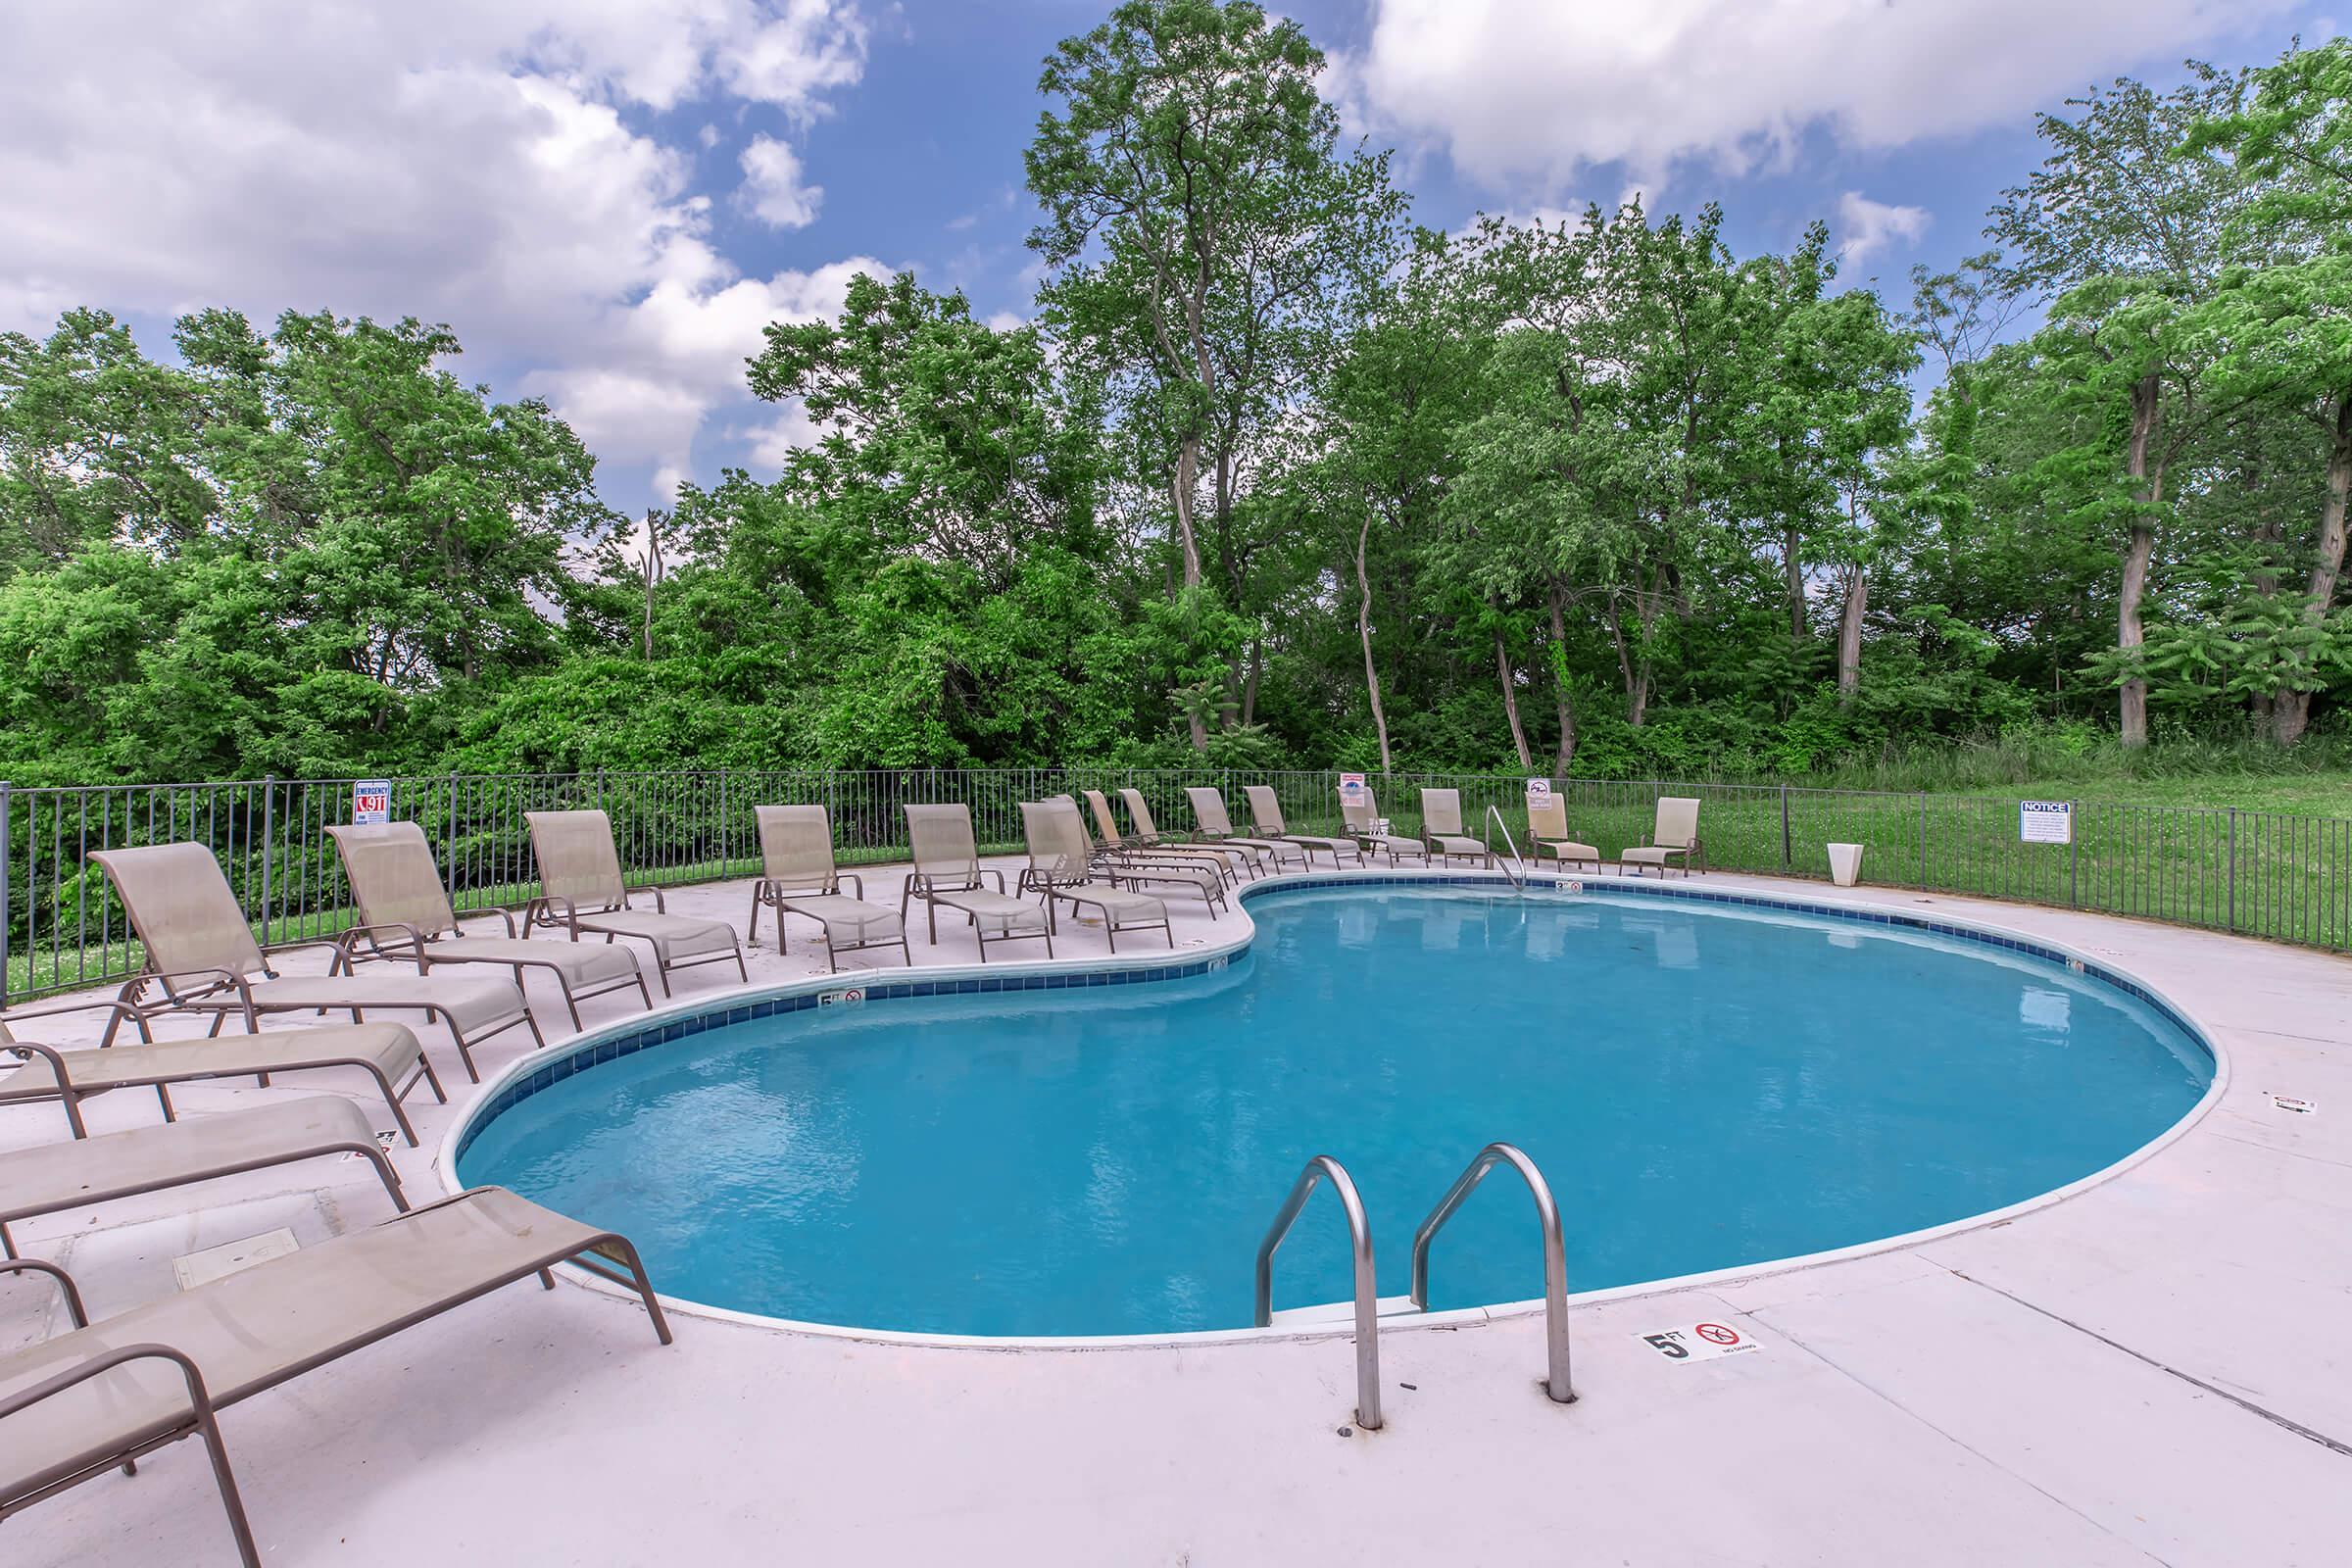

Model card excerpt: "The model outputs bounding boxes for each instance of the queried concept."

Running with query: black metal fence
[5,766,2348,1002]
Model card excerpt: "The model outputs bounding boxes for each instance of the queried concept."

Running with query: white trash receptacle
[1827,842,1864,888]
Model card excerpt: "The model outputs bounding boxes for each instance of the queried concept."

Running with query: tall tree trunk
[1785,523,1805,644]
[1242,636,1261,728]
[1545,580,1578,774]
[1169,448,1207,751]
[2119,372,2163,749]
[1495,626,1532,770]
[1837,567,1867,703]
[1606,589,1652,727]
[2273,393,2352,748]
[1355,513,1392,771]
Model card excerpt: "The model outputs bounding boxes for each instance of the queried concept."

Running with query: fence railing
[4,767,2347,1003]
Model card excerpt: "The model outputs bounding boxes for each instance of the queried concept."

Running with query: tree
[1991,67,2257,746]
[1025,0,1404,748]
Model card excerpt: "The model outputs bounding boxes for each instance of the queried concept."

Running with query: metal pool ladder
[1254,1155,1384,1430]
[1485,805,1528,891]
[1411,1142,1575,1403]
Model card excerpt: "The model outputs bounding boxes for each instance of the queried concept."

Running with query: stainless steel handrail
[1485,805,1527,890]
[1253,1154,1384,1431]
[1409,1142,1575,1404]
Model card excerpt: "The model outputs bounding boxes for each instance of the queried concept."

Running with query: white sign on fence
[1526,777,1554,809]
[352,780,391,827]
[2019,800,2073,845]
[1338,771,1367,804]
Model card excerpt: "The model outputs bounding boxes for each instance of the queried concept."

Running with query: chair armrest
[0,1256,90,1329]
[327,922,428,971]
[452,906,520,938]
[838,871,866,900]
[0,994,149,1031]
[0,1343,220,1431]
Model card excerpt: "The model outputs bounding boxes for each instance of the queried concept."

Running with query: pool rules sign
[2019,800,2072,845]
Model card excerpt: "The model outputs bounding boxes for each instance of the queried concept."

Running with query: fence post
[258,776,276,945]
[1918,791,1928,890]
[719,767,731,875]
[0,779,11,1009]
[444,772,460,904]
[2228,808,2238,932]
[1779,785,1790,872]
[2068,801,2079,907]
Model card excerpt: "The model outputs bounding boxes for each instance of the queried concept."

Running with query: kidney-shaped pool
[454,884,2214,1337]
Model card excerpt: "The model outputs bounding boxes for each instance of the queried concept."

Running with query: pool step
[1266,1294,1421,1329]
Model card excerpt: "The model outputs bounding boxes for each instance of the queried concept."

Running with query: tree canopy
[5,11,2351,786]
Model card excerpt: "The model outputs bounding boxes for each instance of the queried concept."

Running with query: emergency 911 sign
[352,780,391,827]
[2019,800,2072,845]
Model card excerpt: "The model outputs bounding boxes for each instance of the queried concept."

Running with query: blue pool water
[457,887,2212,1336]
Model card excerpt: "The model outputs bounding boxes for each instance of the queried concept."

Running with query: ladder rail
[1485,805,1528,890]
[1253,1154,1383,1430]
[1409,1142,1575,1404]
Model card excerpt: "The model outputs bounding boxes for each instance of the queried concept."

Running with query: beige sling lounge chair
[1341,786,1428,865]
[88,843,535,1084]
[1117,788,1262,877]
[1244,785,1364,869]
[1081,790,1239,890]
[1066,794,1227,914]
[1017,802,1174,952]
[1183,787,1306,869]
[0,1186,669,1568]
[0,1096,407,1260]
[901,804,1053,960]
[522,809,748,996]
[1418,788,1494,867]
[0,996,437,1144]
[1619,797,1704,877]
[746,805,910,972]
[1526,798,1601,872]
[327,820,652,1030]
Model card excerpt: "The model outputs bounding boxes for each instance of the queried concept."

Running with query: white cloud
[1837,192,1932,263]
[0,0,873,500]
[739,134,824,228]
[1345,0,2295,194]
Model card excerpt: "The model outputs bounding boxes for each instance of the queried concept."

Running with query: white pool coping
[433,867,2230,1351]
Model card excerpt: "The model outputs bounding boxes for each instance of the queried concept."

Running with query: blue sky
[1,1,2338,517]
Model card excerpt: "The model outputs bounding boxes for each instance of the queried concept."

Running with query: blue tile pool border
[451,872,2217,1165]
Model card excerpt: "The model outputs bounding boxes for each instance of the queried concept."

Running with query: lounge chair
[1116,788,1263,877]
[1016,801,1174,952]
[521,810,748,996]
[1065,794,1228,915]
[745,805,910,972]
[1418,788,1493,866]
[1526,797,1601,872]
[327,820,652,1030]
[1,995,437,1145]
[87,844,535,1084]
[0,1186,669,1567]
[1081,789,1239,889]
[900,804,1053,960]
[1341,786,1429,865]
[1619,797,1704,877]
[1243,785,1364,869]
[0,1096,407,1260]
[1183,787,1307,869]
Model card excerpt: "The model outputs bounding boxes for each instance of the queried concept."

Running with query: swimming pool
[453,882,2214,1338]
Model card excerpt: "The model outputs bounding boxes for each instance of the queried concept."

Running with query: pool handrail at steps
[1485,805,1527,891]
[1253,1155,1383,1431]
[1410,1143,1574,1404]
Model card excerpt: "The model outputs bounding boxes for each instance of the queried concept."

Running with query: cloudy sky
[0,1,2333,515]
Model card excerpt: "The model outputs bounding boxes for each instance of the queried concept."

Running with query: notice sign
[1338,771,1368,805]
[2019,800,2073,845]
[1641,1321,1762,1363]
[352,780,391,827]
[1526,777,1555,809]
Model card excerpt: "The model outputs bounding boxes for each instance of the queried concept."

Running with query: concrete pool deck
[3,864,2348,1564]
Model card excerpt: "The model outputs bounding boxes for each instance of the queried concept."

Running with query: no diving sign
[1642,1320,1762,1363]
